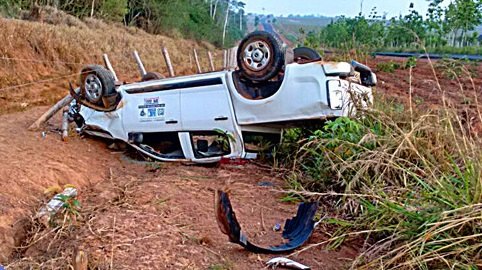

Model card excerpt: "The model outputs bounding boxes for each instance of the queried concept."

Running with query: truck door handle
[165,120,178,124]
[214,116,228,121]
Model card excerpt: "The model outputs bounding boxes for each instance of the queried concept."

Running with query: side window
[134,132,185,159]
[191,131,232,158]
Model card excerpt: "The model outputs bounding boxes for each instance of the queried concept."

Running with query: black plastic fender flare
[215,190,319,254]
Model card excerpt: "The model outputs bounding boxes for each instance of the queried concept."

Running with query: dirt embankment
[0,13,223,115]
[368,57,482,108]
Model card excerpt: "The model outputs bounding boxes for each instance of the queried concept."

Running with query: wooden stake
[208,51,215,71]
[61,107,69,141]
[132,50,147,77]
[102,54,119,82]
[193,49,202,74]
[162,47,175,77]
[28,94,74,131]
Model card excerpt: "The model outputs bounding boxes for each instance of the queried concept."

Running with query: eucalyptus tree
[445,0,482,46]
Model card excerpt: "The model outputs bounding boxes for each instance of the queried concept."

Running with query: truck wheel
[80,65,116,106]
[294,47,321,63]
[237,31,284,82]
[141,72,165,82]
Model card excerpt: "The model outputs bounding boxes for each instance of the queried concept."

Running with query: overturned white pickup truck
[70,31,376,164]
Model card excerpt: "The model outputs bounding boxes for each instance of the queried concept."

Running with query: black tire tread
[293,47,321,63]
[141,71,165,81]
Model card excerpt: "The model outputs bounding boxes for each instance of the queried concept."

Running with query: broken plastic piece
[266,257,310,270]
[215,190,318,253]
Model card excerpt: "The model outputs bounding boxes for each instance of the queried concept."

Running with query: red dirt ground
[0,106,359,269]
[368,56,482,111]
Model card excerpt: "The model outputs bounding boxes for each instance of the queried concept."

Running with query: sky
[242,0,451,18]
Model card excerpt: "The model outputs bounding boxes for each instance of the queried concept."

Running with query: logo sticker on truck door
[138,97,165,122]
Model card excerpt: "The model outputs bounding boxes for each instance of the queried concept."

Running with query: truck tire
[294,47,321,63]
[80,65,116,106]
[237,31,284,82]
[142,72,165,81]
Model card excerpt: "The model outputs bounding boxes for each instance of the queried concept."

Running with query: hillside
[0,11,223,115]
[274,15,332,44]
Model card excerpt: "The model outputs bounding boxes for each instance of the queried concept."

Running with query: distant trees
[311,0,482,53]
[0,0,247,47]
[445,0,482,46]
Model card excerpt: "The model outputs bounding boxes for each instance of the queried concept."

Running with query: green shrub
[376,61,401,73]
[278,95,482,268]
[403,56,417,69]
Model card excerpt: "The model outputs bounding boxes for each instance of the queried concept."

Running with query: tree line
[0,0,247,47]
[302,0,482,54]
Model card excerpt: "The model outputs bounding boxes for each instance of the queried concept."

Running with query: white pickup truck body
[78,61,374,163]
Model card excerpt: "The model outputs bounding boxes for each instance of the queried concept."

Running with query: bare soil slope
[0,15,222,115]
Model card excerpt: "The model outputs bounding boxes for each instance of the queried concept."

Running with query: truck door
[122,90,182,133]
[180,81,234,132]
[180,79,241,160]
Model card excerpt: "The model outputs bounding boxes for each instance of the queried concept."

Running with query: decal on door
[138,97,165,122]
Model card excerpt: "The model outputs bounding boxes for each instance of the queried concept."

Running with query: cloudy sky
[242,0,452,18]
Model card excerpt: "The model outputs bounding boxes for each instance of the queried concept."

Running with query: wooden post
[132,50,147,77]
[102,54,119,82]
[224,47,237,70]
[193,49,202,74]
[208,51,215,71]
[61,107,69,141]
[28,88,80,131]
[162,47,175,77]
[28,94,74,131]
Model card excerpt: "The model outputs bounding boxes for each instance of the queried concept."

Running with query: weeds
[376,57,417,73]
[435,58,479,79]
[376,61,401,73]
[277,67,482,268]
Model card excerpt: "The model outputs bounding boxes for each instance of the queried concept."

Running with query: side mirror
[351,60,377,87]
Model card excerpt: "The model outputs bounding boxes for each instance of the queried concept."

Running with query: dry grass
[0,16,223,114]
[277,59,482,269]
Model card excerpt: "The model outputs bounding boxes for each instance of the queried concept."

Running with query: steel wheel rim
[84,74,103,101]
[243,40,271,71]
